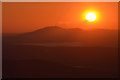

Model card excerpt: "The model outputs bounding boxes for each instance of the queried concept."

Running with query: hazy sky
[2,0,120,2]
[0,4,1,34]
[3,2,118,33]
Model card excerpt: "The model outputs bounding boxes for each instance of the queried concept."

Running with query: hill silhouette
[3,26,118,47]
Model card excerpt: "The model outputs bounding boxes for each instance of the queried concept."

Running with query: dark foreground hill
[3,44,118,78]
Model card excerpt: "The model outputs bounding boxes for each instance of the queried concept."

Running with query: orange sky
[2,2,118,33]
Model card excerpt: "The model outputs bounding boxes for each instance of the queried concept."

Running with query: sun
[86,12,96,22]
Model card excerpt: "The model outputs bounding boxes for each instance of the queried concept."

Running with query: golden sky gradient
[2,2,118,33]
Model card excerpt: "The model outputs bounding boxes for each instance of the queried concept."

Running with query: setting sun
[86,12,96,22]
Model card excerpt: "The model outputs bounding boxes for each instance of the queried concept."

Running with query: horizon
[2,26,119,34]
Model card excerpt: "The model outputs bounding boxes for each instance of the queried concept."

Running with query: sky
[2,2,118,33]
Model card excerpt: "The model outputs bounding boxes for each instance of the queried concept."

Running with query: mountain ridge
[3,26,118,47]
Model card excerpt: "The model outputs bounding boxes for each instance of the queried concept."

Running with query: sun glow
[86,12,96,22]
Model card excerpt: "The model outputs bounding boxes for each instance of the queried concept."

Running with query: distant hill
[3,26,118,47]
